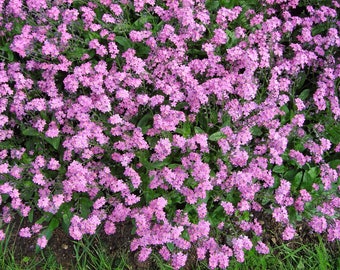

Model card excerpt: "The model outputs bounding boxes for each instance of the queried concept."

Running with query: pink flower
[282,225,295,241]
[138,247,152,262]
[159,246,171,261]
[45,121,59,138]
[104,221,116,235]
[309,216,327,233]
[37,236,48,249]
[171,252,187,270]
[230,149,249,167]
[19,227,32,238]
[0,230,5,241]
[151,138,172,162]
[255,241,270,254]
[221,202,235,215]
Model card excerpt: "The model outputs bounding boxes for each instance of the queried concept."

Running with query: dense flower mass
[0,0,339,268]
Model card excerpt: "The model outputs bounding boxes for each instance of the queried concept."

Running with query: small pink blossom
[37,236,48,249]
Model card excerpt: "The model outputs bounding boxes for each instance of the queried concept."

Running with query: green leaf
[208,131,225,141]
[28,209,34,223]
[325,124,340,144]
[194,126,205,134]
[36,217,60,252]
[181,229,190,241]
[329,159,340,169]
[88,32,101,40]
[115,36,133,50]
[284,169,298,181]
[133,15,154,30]
[183,121,191,138]
[210,110,218,124]
[0,141,17,150]
[298,89,310,101]
[205,0,220,11]
[251,126,263,136]
[166,242,175,252]
[197,111,208,131]
[48,217,60,231]
[144,189,158,204]
[66,48,89,60]
[22,127,40,137]
[225,29,238,48]
[151,159,170,169]
[79,197,93,218]
[273,165,286,174]
[292,171,303,190]
[220,0,237,8]
[59,202,72,232]
[301,172,313,191]
[208,205,225,226]
[44,136,61,151]
[312,22,330,36]
[241,211,250,221]
[21,153,32,164]
[137,111,153,134]
[135,43,150,58]
[113,23,132,33]
[307,167,319,180]
[288,206,298,224]
[294,73,307,91]
[38,216,59,244]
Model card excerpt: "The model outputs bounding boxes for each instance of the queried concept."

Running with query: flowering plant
[0,0,339,268]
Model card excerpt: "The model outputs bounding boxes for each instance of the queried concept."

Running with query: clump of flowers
[0,0,339,269]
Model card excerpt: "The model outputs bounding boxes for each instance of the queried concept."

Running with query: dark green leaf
[79,196,93,218]
[44,136,61,151]
[48,217,60,231]
[329,159,340,169]
[251,126,263,136]
[181,229,190,241]
[294,73,307,91]
[288,206,297,224]
[151,159,170,169]
[0,141,17,150]
[135,43,150,58]
[312,23,330,36]
[197,112,208,131]
[284,169,298,181]
[115,36,133,50]
[137,111,153,134]
[292,171,303,190]
[28,210,34,223]
[206,0,220,11]
[298,89,310,101]
[22,127,40,137]
[273,165,286,174]
[325,124,340,144]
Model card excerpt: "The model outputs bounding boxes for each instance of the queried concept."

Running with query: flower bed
[0,0,339,269]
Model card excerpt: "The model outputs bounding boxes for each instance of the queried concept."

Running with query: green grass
[72,235,130,270]
[0,221,339,270]
[226,237,340,270]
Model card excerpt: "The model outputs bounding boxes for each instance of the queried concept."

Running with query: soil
[4,212,340,270]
